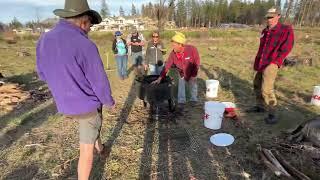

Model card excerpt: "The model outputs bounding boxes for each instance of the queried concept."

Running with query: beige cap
[265,6,281,18]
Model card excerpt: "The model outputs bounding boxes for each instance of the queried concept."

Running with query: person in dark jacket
[145,31,167,75]
[126,27,145,75]
[112,31,128,80]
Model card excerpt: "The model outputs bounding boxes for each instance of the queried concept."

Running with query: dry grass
[0,28,319,179]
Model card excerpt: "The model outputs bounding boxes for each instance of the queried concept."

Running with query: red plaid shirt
[160,45,200,81]
[254,23,294,72]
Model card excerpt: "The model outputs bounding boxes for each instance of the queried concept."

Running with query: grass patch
[1,28,320,179]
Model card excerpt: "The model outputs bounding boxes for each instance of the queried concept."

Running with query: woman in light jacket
[112,31,128,80]
[144,31,166,75]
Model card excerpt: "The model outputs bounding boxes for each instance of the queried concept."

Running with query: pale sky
[0,0,152,23]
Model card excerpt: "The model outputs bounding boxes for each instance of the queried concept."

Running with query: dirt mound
[1,31,17,44]
[0,83,30,112]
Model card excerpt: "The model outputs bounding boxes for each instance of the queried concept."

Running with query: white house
[91,16,145,32]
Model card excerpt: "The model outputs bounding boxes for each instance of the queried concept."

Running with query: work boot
[264,114,278,124]
[245,106,265,113]
[176,103,185,114]
[189,101,199,107]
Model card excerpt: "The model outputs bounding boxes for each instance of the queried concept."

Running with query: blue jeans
[115,55,128,78]
[178,77,198,103]
[131,52,143,67]
[149,64,164,75]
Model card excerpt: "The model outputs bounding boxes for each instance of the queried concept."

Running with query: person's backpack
[116,39,127,56]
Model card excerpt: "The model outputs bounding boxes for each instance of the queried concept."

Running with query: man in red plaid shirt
[247,7,294,124]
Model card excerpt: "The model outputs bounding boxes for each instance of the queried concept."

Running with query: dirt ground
[0,29,320,179]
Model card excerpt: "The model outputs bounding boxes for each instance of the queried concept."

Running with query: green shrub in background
[89,28,259,42]
[142,30,202,40]
[91,29,261,41]
[90,31,114,41]
[208,29,258,38]
[208,29,229,38]
[17,34,39,41]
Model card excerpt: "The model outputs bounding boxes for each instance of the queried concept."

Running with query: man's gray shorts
[66,107,102,144]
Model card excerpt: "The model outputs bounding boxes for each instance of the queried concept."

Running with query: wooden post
[106,52,109,70]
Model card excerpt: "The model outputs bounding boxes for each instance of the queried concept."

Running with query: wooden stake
[106,52,109,70]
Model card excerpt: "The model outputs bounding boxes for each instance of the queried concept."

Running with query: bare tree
[284,0,293,22]
[310,0,320,26]
[154,0,175,30]
[34,7,42,30]
[305,0,314,25]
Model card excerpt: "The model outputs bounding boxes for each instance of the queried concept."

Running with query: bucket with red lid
[222,102,237,119]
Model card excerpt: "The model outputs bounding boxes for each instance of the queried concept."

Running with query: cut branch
[259,151,283,176]
[273,151,311,180]
[262,148,292,177]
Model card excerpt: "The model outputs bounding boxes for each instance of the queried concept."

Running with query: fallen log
[259,151,283,177]
[262,148,292,177]
[284,56,313,67]
[273,150,311,180]
[24,144,46,148]
[288,117,320,148]
[0,84,21,93]
[0,93,29,98]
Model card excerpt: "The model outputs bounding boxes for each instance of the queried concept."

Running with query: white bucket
[206,80,219,98]
[204,101,225,130]
[311,86,320,106]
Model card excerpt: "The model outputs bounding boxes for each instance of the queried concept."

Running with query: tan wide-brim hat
[53,0,102,24]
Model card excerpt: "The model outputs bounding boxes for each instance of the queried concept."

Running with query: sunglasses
[152,36,159,38]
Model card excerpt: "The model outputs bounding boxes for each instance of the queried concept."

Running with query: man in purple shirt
[36,0,114,179]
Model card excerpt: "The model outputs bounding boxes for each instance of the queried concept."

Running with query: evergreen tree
[276,0,282,8]
[141,4,145,17]
[131,3,137,16]
[25,21,37,29]
[139,0,320,27]
[176,0,187,27]
[9,17,23,29]
[100,0,109,19]
[283,0,289,14]
[228,0,242,23]
[119,6,125,17]
[267,0,276,7]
